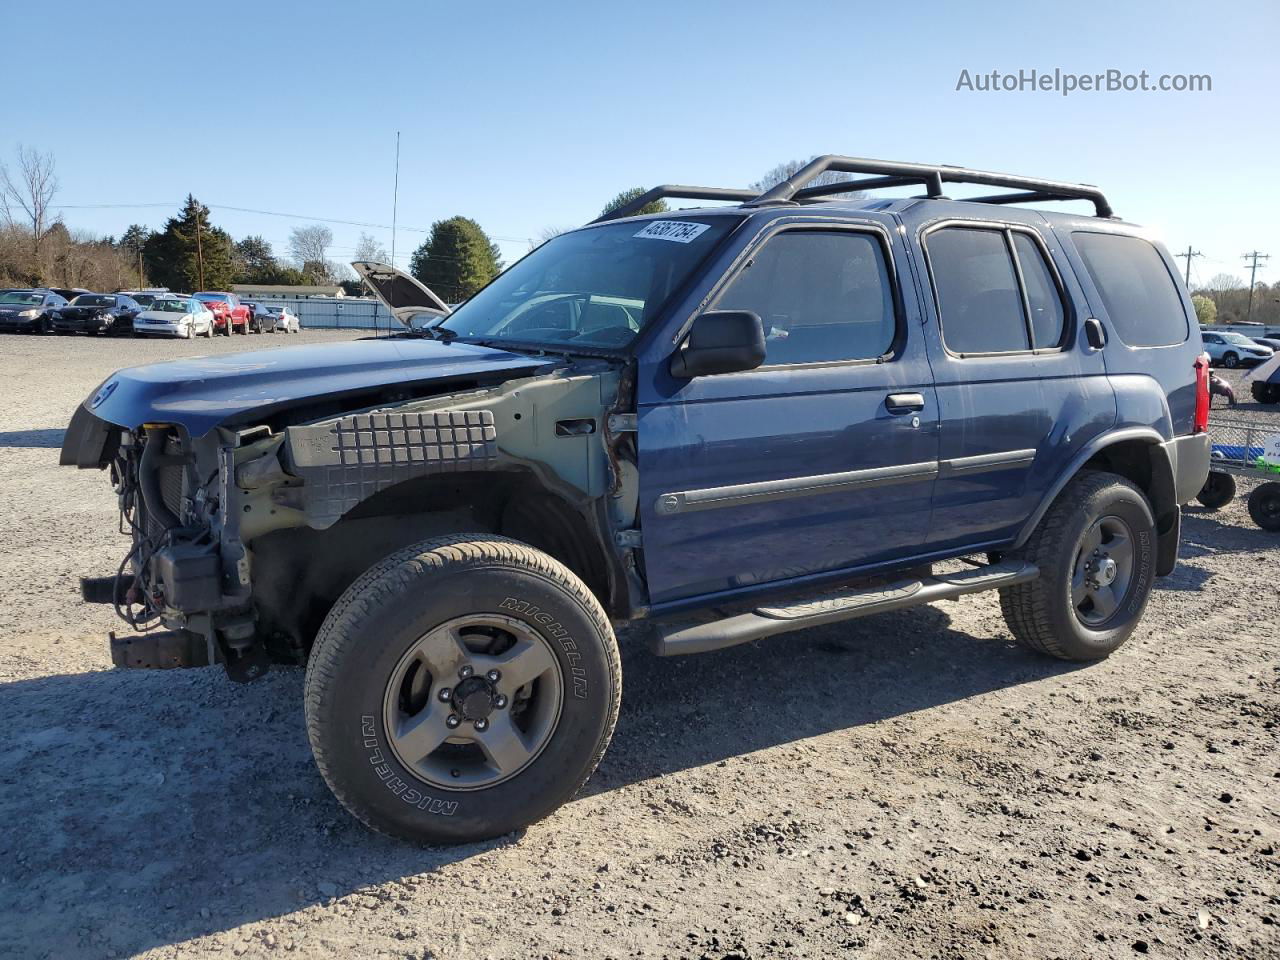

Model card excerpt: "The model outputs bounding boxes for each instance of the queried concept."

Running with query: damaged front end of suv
[61,312,641,683]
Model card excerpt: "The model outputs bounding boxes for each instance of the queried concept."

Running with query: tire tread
[303,534,621,843]
[999,470,1148,660]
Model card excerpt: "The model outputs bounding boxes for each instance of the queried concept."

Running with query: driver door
[634,219,939,607]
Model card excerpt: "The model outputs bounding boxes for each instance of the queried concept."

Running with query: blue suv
[61,156,1211,843]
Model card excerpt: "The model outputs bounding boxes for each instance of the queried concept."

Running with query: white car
[267,304,301,333]
[132,296,215,339]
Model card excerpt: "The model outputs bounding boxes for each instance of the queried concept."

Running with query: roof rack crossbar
[792,174,923,200]
[962,190,1079,207]
[593,185,760,223]
[754,155,1113,218]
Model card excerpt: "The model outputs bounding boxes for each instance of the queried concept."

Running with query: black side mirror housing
[670,310,766,378]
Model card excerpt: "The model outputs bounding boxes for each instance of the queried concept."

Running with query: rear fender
[1015,427,1182,575]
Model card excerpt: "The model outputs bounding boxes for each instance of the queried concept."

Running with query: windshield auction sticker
[634,221,711,243]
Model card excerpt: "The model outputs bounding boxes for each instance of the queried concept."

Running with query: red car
[193,292,250,335]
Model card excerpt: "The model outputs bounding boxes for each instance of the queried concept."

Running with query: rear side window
[1012,233,1067,349]
[1072,232,1188,347]
[714,230,898,365]
[926,228,1028,354]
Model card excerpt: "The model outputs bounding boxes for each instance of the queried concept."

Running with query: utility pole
[1175,245,1202,288]
[137,247,144,289]
[195,206,205,291]
[1242,250,1270,323]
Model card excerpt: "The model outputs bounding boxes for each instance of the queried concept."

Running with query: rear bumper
[1164,432,1211,505]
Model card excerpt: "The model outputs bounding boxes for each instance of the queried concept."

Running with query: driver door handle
[885,393,925,414]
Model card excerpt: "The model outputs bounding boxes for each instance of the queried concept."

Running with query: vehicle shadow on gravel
[0,605,1077,958]
[0,428,65,448]
[591,604,1083,796]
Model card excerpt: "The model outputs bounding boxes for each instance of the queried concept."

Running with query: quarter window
[714,230,897,365]
[927,227,1028,354]
[1072,232,1188,347]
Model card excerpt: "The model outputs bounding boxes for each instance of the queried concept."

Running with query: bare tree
[1205,272,1243,294]
[289,224,334,266]
[0,144,59,259]
[352,231,389,263]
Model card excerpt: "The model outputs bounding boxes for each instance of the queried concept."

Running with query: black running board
[650,561,1039,656]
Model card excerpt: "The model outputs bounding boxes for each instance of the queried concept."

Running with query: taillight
[1193,353,1210,433]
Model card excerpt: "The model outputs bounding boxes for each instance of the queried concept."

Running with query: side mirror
[670,310,766,379]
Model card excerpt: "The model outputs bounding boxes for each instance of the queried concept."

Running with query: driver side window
[713,229,898,366]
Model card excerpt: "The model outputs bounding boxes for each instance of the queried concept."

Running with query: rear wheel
[1000,471,1156,661]
[1248,482,1280,531]
[305,535,621,844]
[1196,471,1237,510]
[1252,381,1280,404]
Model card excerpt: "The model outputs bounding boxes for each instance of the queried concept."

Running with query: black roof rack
[753,155,1114,218]
[593,186,760,223]
[593,155,1114,222]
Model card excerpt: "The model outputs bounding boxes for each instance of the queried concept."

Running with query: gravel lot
[0,333,1276,960]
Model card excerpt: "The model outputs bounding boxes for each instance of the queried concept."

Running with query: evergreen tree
[118,224,150,287]
[143,196,235,291]
[600,187,668,219]
[234,235,276,276]
[409,216,503,301]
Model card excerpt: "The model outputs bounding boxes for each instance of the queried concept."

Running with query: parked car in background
[243,300,277,334]
[132,295,214,339]
[52,293,142,336]
[266,303,300,333]
[1244,353,1280,404]
[48,287,91,302]
[1201,330,1273,368]
[193,292,250,335]
[1252,336,1280,353]
[0,289,68,334]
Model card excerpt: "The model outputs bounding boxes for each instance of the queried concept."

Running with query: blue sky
[5,0,1276,290]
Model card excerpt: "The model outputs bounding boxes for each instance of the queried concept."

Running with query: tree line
[1191,274,1279,327]
[2,146,885,303]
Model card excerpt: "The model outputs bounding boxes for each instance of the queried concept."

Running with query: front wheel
[1223,352,1239,369]
[305,535,621,844]
[1248,482,1280,531]
[1000,471,1156,661]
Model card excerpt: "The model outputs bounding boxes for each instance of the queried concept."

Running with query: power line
[1174,245,1202,288]
[1242,250,1270,323]
[50,200,533,245]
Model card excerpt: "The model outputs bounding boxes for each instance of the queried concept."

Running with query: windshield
[1221,332,1256,344]
[151,298,190,313]
[131,294,156,306]
[0,292,42,304]
[194,292,228,303]
[69,295,115,307]
[438,216,740,349]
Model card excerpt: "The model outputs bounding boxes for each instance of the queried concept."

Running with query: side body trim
[654,460,937,516]
[938,448,1037,477]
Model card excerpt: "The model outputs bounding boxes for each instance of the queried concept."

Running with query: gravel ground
[0,333,1276,960]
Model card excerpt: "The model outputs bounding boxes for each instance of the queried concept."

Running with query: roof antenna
[386,130,401,340]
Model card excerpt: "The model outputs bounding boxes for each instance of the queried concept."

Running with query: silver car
[1201,330,1274,368]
